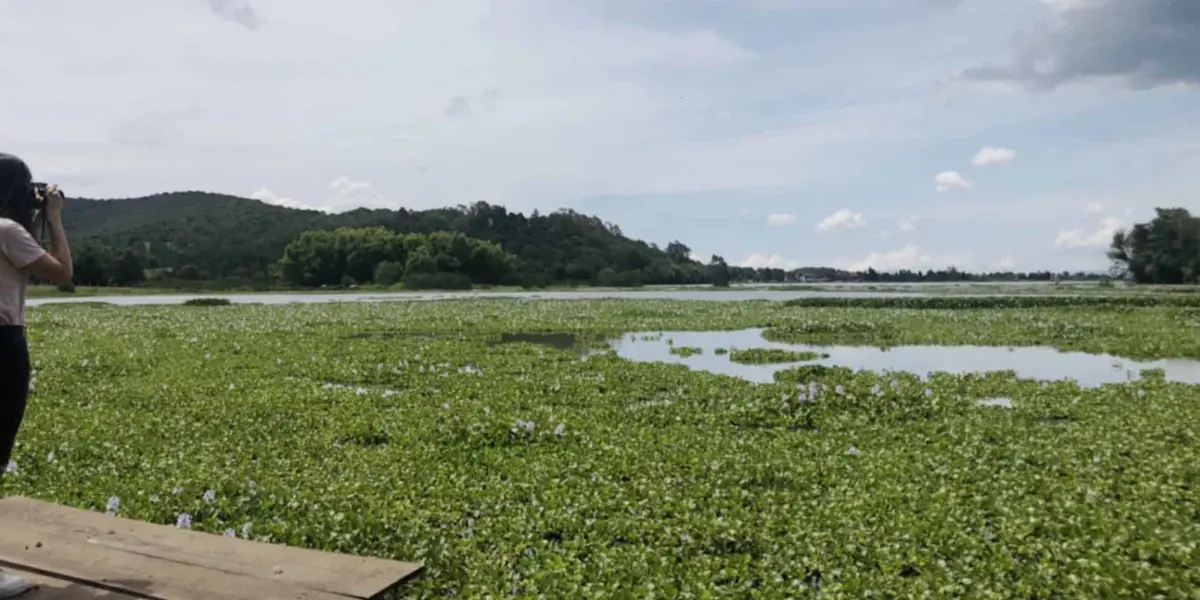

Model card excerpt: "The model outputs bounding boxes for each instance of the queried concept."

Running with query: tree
[111,250,146,286]
[373,261,405,286]
[708,254,731,288]
[72,244,112,286]
[666,241,691,263]
[1108,208,1200,284]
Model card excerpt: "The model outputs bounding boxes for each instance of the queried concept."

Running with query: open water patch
[607,328,1200,387]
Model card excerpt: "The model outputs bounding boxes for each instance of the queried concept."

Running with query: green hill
[60,192,712,287]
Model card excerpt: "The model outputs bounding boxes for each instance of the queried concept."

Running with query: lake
[606,328,1200,387]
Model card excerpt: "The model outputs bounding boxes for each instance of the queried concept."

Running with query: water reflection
[607,328,1200,387]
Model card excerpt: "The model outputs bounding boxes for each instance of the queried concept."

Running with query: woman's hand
[42,184,64,217]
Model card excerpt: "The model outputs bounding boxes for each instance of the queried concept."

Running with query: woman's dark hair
[0,152,36,233]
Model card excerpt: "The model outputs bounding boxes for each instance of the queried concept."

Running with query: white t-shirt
[0,217,47,325]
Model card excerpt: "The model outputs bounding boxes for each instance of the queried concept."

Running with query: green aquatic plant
[728,347,828,364]
[182,297,233,306]
[5,298,1198,598]
[668,345,703,357]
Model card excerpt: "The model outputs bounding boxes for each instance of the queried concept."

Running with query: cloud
[13,0,879,213]
[1055,216,1122,248]
[960,0,1200,91]
[766,213,797,227]
[251,177,391,213]
[834,245,972,272]
[442,87,502,117]
[206,0,263,30]
[815,209,866,233]
[971,146,1016,166]
[1084,202,1104,214]
[935,171,974,192]
[250,188,308,211]
[738,253,800,270]
[876,215,919,239]
[991,253,1016,270]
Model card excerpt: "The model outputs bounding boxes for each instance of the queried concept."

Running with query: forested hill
[60,191,713,287]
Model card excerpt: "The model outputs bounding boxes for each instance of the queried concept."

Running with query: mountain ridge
[59,191,714,287]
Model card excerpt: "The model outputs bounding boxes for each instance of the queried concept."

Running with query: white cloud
[935,171,974,192]
[875,215,919,239]
[971,146,1016,166]
[738,253,800,270]
[251,177,390,213]
[815,209,866,233]
[766,213,797,227]
[0,0,909,214]
[991,253,1016,270]
[1084,202,1105,214]
[250,188,308,211]
[834,245,972,272]
[1055,216,1122,248]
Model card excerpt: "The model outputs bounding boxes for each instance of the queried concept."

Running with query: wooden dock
[0,496,422,600]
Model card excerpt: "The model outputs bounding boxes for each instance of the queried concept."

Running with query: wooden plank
[8,567,141,600]
[0,497,421,600]
[0,526,353,600]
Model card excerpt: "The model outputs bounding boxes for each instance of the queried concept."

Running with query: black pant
[0,326,30,474]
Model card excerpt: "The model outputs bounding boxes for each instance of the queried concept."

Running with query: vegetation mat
[6,298,1198,598]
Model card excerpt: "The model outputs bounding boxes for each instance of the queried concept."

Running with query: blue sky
[2,0,1197,273]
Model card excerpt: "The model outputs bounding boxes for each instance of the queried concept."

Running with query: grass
[7,297,1199,598]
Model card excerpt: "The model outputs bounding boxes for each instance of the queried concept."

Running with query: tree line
[277,227,513,289]
[54,191,1173,290]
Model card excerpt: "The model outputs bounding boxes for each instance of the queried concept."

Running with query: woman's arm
[25,187,72,284]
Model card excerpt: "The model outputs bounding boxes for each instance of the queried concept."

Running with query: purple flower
[176,513,192,529]
[105,496,120,516]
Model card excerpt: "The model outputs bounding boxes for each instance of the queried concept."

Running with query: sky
[2,0,1198,273]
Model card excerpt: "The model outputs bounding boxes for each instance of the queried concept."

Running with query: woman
[0,153,72,599]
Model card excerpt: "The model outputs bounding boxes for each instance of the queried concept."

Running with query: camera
[28,182,53,209]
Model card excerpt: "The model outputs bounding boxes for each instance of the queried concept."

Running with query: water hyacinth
[105,495,120,516]
[7,295,1200,598]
